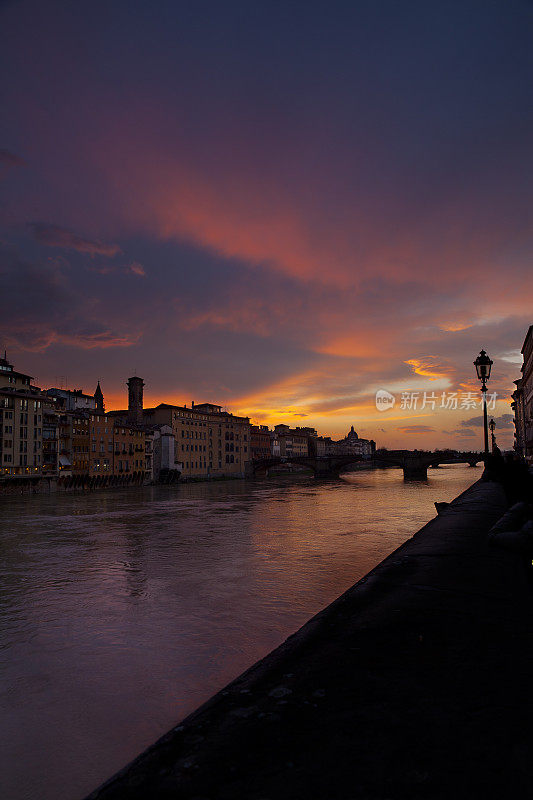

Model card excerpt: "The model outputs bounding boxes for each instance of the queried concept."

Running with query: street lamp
[473,349,493,456]
[489,418,496,452]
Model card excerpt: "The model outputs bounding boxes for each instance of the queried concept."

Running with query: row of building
[255,423,375,460]
[512,324,533,461]
[0,354,375,483]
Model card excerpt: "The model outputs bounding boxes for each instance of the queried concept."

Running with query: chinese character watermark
[376,389,497,412]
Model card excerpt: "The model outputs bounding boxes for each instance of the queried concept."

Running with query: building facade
[250,424,272,459]
[45,387,98,412]
[512,326,533,460]
[324,426,375,459]
[107,383,251,479]
[273,424,309,458]
[72,412,90,474]
[151,424,180,482]
[144,402,250,479]
[111,420,145,478]
[0,355,52,477]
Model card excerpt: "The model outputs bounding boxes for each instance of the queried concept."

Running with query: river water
[0,465,477,800]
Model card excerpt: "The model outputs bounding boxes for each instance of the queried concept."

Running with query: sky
[1,0,531,450]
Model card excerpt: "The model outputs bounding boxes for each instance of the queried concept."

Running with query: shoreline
[84,477,525,800]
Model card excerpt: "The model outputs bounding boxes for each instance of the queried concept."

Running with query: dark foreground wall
[86,480,533,800]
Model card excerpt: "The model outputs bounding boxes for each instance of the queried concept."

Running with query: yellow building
[108,381,251,479]
[111,421,145,479]
[273,424,309,458]
[144,402,251,479]
[72,413,90,474]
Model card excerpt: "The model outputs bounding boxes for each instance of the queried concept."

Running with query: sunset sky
[1,0,531,449]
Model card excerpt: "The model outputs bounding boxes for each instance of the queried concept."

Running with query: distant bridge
[251,451,484,480]
[373,450,483,479]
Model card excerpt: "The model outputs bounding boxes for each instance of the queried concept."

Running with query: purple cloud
[30,224,122,257]
[461,414,514,429]
[129,261,146,276]
[396,425,436,434]
[0,148,26,168]
[0,244,138,351]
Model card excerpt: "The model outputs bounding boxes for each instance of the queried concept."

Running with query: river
[0,465,477,800]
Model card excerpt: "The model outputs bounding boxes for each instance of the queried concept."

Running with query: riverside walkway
[86,479,533,800]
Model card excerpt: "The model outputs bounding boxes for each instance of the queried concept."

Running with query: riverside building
[107,378,251,479]
[272,424,309,457]
[250,424,272,459]
[144,402,251,479]
[0,354,54,477]
[512,324,533,460]
[324,426,376,459]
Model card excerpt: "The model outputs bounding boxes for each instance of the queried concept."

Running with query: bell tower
[94,381,105,413]
[127,376,144,423]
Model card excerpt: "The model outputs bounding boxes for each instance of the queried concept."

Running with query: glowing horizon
[1,1,531,452]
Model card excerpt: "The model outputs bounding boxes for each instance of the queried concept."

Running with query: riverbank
[0,463,378,496]
[0,471,245,496]
[85,477,530,799]
[0,460,392,497]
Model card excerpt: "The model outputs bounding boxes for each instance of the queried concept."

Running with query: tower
[94,381,105,413]
[127,376,144,423]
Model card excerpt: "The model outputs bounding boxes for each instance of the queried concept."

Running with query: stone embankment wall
[84,478,533,800]
[0,473,147,495]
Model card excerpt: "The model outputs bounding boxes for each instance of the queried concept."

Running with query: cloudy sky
[1,0,531,449]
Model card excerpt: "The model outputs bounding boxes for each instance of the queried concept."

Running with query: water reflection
[0,466,477,800]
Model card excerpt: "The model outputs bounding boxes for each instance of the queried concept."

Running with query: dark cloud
[445,428,476,437]
[0,245,137,351]
[396,425,436,434]
[0,1,530,443]
[30,224,122,257]
[461,414,514,429]
[0,148,26,168]
[89,262,146,277]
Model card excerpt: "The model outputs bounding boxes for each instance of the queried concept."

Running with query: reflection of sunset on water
[0,467,476,799]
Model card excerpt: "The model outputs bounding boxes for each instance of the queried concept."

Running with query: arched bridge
[251,455,365,478]
[374,450,483,479]
[251,451,484,480]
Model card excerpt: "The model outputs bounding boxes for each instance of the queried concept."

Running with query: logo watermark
[375,389,396,411]
[375,390,498,412]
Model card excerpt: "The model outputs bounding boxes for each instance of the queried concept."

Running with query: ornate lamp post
[473,349,493,456]
[489,418,496,452]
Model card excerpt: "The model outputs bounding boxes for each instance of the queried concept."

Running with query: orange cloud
[404,357,453,381]
[439,321,473,332]
[85,115,529,300]
[129,261,146,276]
